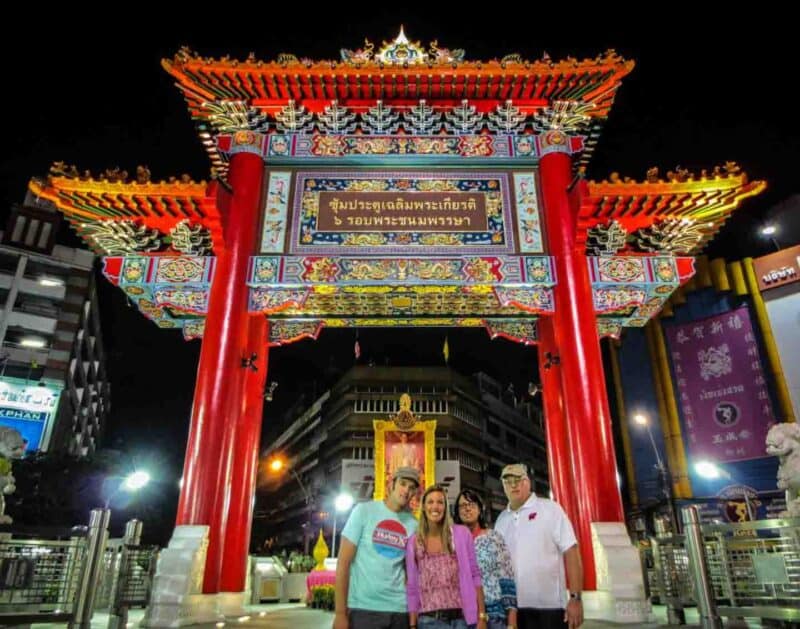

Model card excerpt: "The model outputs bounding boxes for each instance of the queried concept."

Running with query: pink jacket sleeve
[405,533,421,613]
[461,526,482,587]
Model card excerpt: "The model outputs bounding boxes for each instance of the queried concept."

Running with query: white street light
[693,460,755,520]
[105,470,150,509]
[122,470,151,491]
[335,493,354,513]
[694,461,721,479]
[760,225,777,236]
[331,492,355,558]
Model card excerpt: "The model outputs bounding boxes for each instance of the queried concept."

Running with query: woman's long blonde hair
[416,485,454,555]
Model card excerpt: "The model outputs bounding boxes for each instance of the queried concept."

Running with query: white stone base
[583,522,652,624]
[141,593,220,627]
[217,591,248,618]
[141,525,221,627]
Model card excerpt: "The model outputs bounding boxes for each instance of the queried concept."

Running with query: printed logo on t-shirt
[372,519,409,559]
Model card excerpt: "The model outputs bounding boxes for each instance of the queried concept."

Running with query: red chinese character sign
[373,394,436,513]
[665,306,775,463]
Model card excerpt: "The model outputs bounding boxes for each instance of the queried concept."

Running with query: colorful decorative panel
[102,252,689,344]
[153,287,208,314]
[267,318,538,347]
[262,256,537,285]
[596,256,647,283]
[260,171,291,253]
[282,135,514,159]
[591,256,691,333]
[183,320,205,340]
[269,287,522,318]
[593,286,648,313]
[513,173,544,253]
[263,134,582,162]
[485,320,538,345]
[597,320,623,339]
[665,306,775,463]
[288,171,515,255]
[494,288,554,313]
[119,257,149,284]
[154,257,211,283]
[524,257,554,283]
[269,320,324,346]
[251,257,280,283]
[250,288,310,313]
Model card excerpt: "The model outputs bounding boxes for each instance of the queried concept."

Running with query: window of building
[455,450,483,472]
[451,405,479,428]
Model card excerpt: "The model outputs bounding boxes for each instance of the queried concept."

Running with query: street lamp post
[760,224,781,252]
[268,456,313,552]
[331,492,354,558]
[633,414,678,533]
[104,470,151,509]
[269,457,310,502]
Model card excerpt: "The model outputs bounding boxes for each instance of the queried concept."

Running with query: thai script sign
[0,377,63,452]
[665,306,775,463]
[753,244,800,291]
[316,192,487,232]
[289,171,515,255]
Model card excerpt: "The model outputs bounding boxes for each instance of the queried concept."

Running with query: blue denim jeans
[418,615,471,629]
[487,618,507,629]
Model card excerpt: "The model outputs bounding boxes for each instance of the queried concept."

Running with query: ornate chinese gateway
[30,29,763,624]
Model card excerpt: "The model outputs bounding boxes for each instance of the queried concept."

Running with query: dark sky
[1,10,797,485]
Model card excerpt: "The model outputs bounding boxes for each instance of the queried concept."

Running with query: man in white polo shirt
[495,463,583,629]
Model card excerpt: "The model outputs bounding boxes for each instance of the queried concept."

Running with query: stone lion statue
[0,426,26,524]
[766,423,800,517]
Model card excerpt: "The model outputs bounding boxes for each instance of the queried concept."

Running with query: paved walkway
[22,603,763,628]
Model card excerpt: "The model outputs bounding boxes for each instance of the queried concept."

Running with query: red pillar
[176,134,265,594]
[537,316,580,529]
[220,316,269,592]
[539,135,624,591]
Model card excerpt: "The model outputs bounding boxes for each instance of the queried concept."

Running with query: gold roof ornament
[391,393,418,430]
[339,26,466,68]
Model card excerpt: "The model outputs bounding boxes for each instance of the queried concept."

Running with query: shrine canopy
[28,31,765,346]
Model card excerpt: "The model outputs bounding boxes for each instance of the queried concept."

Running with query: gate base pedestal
[217,591,248,618]
[583,523,651,624]
[141,526,220,627]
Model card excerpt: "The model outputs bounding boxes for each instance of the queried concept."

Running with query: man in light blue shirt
[334,466,420,629]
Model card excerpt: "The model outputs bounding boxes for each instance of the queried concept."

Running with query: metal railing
[108,520,158,629]
[650,532,693,624]
[0,533,87,622]
[0,511,156,628]
[94,539,124,611]
[647,506,800,628]
[701,514,800,624]
[0,508,108,626]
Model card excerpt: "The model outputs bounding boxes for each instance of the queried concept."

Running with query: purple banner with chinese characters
[665,306,775,463]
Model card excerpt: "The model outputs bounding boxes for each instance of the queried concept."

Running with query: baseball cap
[394,466,420,486]
[501,463,529,479]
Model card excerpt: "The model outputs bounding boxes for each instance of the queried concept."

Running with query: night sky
[1,10,797,498]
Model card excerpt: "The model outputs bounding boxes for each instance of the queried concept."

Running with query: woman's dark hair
[453,489,488,529]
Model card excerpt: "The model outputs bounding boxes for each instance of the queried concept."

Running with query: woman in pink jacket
[405,485,487,629]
